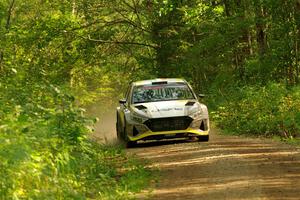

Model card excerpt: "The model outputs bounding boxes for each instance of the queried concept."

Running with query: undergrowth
[0,84,153,200]
[208,83,300,139]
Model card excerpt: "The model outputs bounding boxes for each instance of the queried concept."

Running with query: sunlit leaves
[210,84,300,137]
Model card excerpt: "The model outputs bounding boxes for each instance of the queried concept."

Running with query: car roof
[132,78,186,86]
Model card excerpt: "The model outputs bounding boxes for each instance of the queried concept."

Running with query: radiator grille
[144,116,193,132]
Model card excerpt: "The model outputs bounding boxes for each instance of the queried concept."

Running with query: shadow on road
[129,130,300,200]
[133,139,201,148]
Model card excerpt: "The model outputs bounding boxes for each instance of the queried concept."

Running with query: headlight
[190,110,203,119]
[131,115,143,123]
[130,112,147,123]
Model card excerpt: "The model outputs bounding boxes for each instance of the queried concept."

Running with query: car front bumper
[128,128,209,141]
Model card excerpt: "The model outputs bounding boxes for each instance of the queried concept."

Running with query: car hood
[131,100,201,118]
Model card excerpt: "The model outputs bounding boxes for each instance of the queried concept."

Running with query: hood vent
[135,105,147,110]
[185,101,195,106]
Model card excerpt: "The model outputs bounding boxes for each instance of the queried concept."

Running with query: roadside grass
[208,83,300,146]
[208,83,300,143]
[100,143,157,199]
[214,123,300,147]
[0,135,154,200]
[213,122,300,148]
[272,135,300,146]
[0,101,155,199]
[81,142,155,200]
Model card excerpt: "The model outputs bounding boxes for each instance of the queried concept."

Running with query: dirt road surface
[128,130,300,200]
[91,112,300,200]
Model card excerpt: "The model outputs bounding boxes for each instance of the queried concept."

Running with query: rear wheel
[198,135,209,142]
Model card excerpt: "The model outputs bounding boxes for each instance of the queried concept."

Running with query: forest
[1,0,300,199]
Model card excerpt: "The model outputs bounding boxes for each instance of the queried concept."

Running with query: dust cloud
[86,102,118,144]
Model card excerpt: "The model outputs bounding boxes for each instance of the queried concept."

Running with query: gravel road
[127,130,300,200]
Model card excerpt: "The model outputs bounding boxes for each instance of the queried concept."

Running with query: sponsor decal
[151,108,184,112]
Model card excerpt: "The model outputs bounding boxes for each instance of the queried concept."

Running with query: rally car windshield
[132,83,195,104]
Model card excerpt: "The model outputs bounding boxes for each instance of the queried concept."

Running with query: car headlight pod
[189,108,203,119]
[130,110,148,123]
[131,114,144,123]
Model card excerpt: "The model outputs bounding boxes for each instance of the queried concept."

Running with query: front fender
[116,108,125,132]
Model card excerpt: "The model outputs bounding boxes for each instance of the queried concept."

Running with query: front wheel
[116,115,122,139]
[122,122,137,148]
[126,140,137,148]
[198,135,209,142]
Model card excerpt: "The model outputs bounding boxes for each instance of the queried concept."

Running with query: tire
[198,135,209,142]
[116,114,122,139]
[126,140,137,148]
[122,121,137,148]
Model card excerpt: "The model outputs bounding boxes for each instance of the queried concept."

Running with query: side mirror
[119,99,127,104]
[198,94,205,98]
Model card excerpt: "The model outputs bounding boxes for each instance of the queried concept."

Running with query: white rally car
[116,78,209,147]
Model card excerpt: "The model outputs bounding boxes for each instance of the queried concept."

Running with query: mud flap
[198,135,209,142]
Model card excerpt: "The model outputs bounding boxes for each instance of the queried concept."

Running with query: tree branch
[114,10,151,33]
[81,35,158,49]
[6,0,15,30]
[70,19,127,31]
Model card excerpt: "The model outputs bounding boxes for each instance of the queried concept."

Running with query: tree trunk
[295,0,300,84]
[6,0,15,30]
[223,0,231,17]
[1,0,15,72]
[235,0,251,81]
[72,0,76,16]
[255,2,266,57]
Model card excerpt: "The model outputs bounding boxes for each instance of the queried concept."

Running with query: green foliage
[0,85,152,199]
[1,1,153,191]
[1,0,300,197]
[210,84,300,138]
